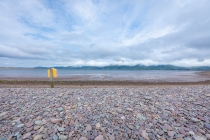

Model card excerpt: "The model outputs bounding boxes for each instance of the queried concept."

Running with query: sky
[0,0,210,67]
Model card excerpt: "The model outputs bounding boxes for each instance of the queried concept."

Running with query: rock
[204,123,210,130]
[144,96,152,100]
[127,124,134,130]
[176,138,184,140]
[34,125,41,130]
[205,94,210,97]
[96,123,100,129]
[57,126,65,131]
[22,132,31,139]
[206,134,210,139]
[53,134,59,140]
[95,135,103,140]
[0,112,7,118]
[35,120,42,125]
[168,131,175,137]
[86,124,92,131]
[126,108,133,111]
[50,118,62,123]
[191,117,200,122]
[25,122,34,128]
[33,135,43,140]
[193,135,207,140]
[109,135,115,140]
[59,135,67,140]
[71,105,77,109]
[141,130,149,140]
[17,124,24,128]
[136,113,147,121]
[189,131,195,135]
[79,137,88,140]
[57,107,63,112]
[38,126,44,133]
[158,130,164,135]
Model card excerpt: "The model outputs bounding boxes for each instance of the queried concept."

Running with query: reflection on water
[0,68,208,82]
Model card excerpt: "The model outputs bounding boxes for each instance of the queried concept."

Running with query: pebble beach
[0,86,210,140]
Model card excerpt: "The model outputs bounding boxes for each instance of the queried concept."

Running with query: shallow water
[0,68,208,82]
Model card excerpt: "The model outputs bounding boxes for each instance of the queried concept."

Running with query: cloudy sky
[0,0,210,67]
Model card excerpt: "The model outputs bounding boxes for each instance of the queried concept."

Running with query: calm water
[0,68,208,82]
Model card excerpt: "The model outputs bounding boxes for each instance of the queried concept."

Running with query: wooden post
[50,68,54,88]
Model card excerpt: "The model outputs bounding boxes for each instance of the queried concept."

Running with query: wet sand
[0,71,210,88]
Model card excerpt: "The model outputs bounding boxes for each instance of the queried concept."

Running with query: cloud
[0,0,210,67]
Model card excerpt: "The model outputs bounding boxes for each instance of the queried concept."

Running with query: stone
[204,123,210,130]
[17,124,24,128]
[109,135,115,140]
[96,123,100,129]
[193,135,207,140]
[158,130,164,135]
[141,130,150,140]
[38,126,44,133]
[168,131,175,137]
[35,120,42,125]
[22,132,31,139]
[71,105,77,109]
[176,138,184,140]
[59,135,67,140]
[50,118,62,123]
[144,96,152,100]
[86,124,92,131]
[79,137,88,140]
[25,122,34,128]
[191,117,200,122]
[189,131,195,135]
[126,108,133,111]
[53,134,59,140]
[205,94,210,97]
[57,107,63,112]
[136,113,147,121]
[33,135,43,140]
[57,126,65,131]
[34,125,41,130]
[0,112,7,118]
[95,135,103,140]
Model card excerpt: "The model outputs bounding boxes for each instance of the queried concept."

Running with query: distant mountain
[34,65,210,71]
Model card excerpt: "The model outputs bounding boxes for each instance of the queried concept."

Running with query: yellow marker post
[48,68,57,88]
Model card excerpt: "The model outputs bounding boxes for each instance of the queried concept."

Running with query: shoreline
[1,80,210,88]
[0,71,210,88]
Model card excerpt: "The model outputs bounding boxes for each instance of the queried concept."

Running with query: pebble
[50,118,62,123]
[34,125,41,130]
[79,137,88,140]
[204,123,210,130]
[53,134,59,140]
[59,135,67,140]
[96,123,100,129]
[22,132,31,139]
[193,135,207,140]
[141,130,150,140]
[86,124,92,131]
[95,135,103,140]
[0,86,209,140]
[25,122,34,127]
[57,107,63,112]
[57,126,65,131]
[35,120,42,125]
[33,135,42,140]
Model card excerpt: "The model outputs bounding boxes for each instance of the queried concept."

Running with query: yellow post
[48,68,57,88]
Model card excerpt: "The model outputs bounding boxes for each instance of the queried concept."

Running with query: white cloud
[0,0,210,67]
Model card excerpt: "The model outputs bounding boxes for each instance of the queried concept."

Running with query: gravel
[0,86,210,139]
